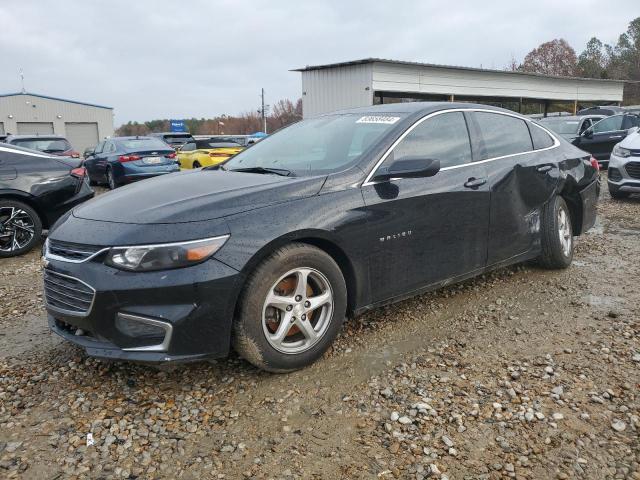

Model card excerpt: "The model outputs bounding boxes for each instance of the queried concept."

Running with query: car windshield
[539,118,581,135]
[116,138,172,151]
[12,138,71,152]
[224,113,405,175]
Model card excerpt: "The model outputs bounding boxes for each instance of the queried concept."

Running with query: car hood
[73,169,326,224]
[619,130,640,149]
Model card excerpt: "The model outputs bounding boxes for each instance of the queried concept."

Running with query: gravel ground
[0,183,639,479]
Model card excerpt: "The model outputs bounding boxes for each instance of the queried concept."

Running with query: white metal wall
[65,122,99,153]
[0,93,114,140]
[371,63,624,102]
[301,63,373,118]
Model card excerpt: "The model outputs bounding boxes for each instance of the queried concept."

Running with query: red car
[4,135,80,158]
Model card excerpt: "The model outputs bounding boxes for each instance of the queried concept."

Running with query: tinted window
[391,112,471,168]
[94,141,105,154]
[622,115,640,129]
[474,112,533,159]
[195,139,240,149]
[529,124,555,150]
[592,115,623,133]
[181,142,196,151]
[116,138,172,151]
[11,138,71,153]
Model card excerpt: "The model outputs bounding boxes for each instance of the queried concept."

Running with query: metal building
[0,92,114,154]
[293,58,626,118]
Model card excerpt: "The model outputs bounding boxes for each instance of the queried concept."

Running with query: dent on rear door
[486,149,560,265]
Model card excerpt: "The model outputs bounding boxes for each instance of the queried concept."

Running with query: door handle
[536,165,553,173]
[464,177,487,189]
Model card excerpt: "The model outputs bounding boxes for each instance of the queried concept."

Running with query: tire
[193,161,201,169]
[107,167,118,190]
[0,200,43,258]
[232,243,347,372]
[537,196,573,269]
[609,187,629,200]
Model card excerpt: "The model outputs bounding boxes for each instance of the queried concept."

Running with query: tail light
[166,152,176,159]
[118,155,140,162]
[70,167,86,178]
[590,157,600,172]
[209,152,229,158]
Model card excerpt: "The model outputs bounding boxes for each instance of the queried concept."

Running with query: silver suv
[608,128,640,199]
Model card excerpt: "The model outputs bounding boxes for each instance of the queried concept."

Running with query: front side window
[474,112,533,159]
[225,113,406,175]
[389,112,472,168]
[592,115,623,133]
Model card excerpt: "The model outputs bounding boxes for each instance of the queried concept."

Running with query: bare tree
[521,39,577,76]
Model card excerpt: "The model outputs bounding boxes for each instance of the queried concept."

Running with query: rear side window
[391,112,472,168]
[474,112,533,159]
[528,124,555,150]
[622,115,640,129]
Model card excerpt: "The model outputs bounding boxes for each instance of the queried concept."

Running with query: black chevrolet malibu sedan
[44,103,599,372]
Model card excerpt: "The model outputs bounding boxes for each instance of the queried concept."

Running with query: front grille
[624,161,640,180]
[608,167,623,182]
[44,270,95,315]
[47,239,103,262]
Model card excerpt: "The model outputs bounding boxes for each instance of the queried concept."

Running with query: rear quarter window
[528,123,555,150]
[474,112,533,159]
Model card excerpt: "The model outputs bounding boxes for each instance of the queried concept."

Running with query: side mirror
[582,128,593,139]
[373,157,441,182]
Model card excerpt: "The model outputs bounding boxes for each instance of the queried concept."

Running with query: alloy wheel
[262,267,334,354]
[557,206,572,257]
[0,206,36,253]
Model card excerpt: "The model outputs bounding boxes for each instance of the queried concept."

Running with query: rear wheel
[537,196,573,269]
[233,243,347,372]
[0,200,42,258]
[107,167,118,190]
[193,161,201,168]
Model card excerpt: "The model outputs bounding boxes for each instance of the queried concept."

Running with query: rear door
[468,111,560,265]
[362,110,490,302]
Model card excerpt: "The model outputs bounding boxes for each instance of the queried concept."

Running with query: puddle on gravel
[580,294,626,311]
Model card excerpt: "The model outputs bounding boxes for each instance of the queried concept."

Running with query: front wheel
[0,200,43,257]
[537,196,573,269]
[107,167,118,190]
[233,243,347,372]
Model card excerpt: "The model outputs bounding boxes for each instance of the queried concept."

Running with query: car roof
[110,136,155,140]
[540,115,604,121]
[6,134,67,140]
[326,101,519,117]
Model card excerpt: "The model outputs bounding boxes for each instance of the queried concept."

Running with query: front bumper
[44,254,242,363]
[607,154,640,193]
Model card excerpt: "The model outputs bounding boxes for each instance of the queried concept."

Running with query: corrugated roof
[0,92,112,109]
[291,57,626,83]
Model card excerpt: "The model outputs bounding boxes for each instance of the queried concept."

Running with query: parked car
[84,136,180,189]
[178,138,243,169]
[571,113,640,167]
[5,135,80,158]
[607,128,640,199]
[539,115,605,141]
[149,132,194,149]
[44,103,598,372]
[0,144,93,257]
[577,105,627,116]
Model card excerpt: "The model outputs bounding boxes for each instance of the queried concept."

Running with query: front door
[362,111,490,302]
[575,114,626,160]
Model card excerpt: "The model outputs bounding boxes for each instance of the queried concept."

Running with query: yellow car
[177,138,244,169]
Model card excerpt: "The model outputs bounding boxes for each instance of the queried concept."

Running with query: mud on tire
[232,243,347,372]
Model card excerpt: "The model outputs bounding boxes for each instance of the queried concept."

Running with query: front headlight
[613,145,631,158]
[105,235,229,272]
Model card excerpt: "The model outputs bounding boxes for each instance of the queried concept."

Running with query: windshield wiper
[230,166,293,177]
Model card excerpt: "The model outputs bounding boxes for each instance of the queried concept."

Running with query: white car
[608,127,640,199]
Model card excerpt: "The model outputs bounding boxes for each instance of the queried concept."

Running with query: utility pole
[261,88,266,134]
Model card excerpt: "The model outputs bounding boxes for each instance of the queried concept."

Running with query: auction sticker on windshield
[356,116,401,124]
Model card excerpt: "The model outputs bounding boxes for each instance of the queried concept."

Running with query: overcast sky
[0,0,636,125]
